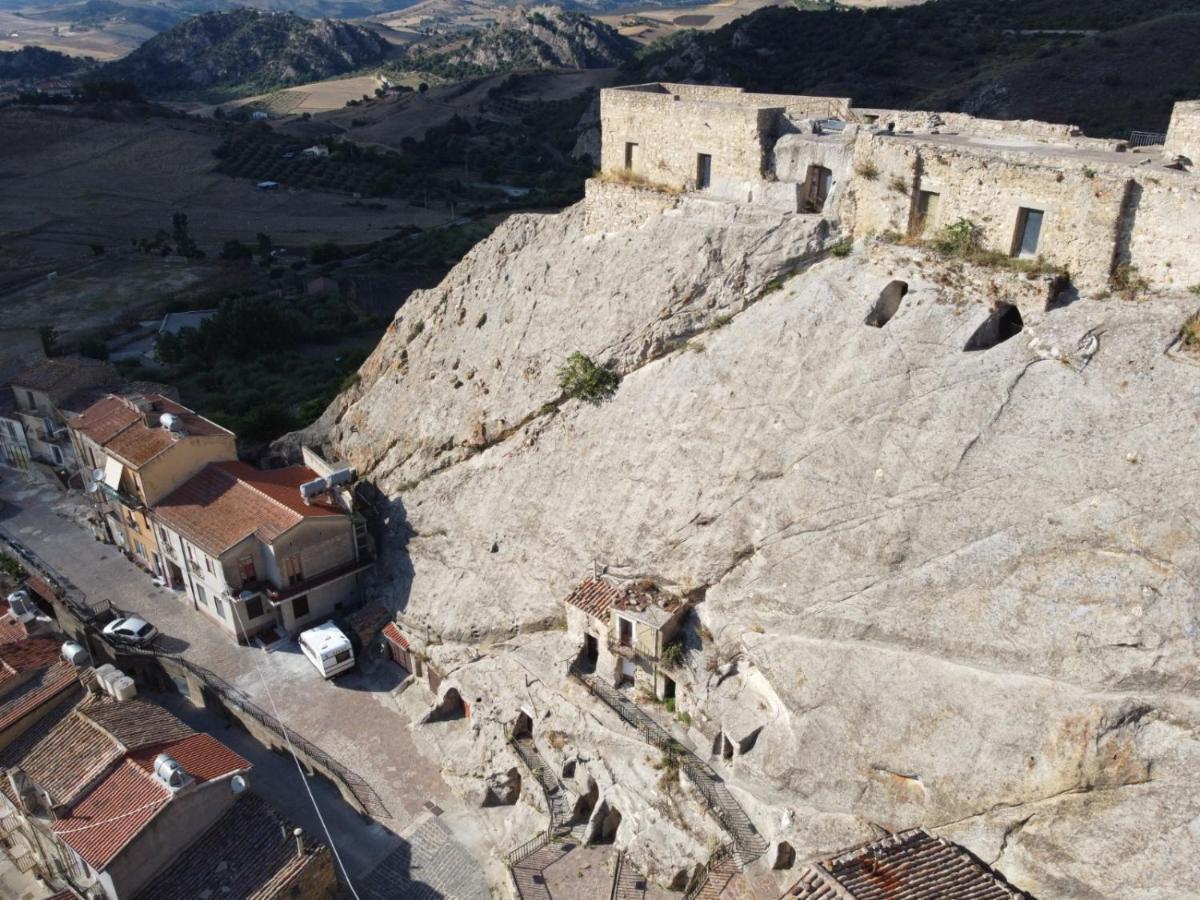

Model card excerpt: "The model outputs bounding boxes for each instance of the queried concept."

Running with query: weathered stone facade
[599,82,1200,291]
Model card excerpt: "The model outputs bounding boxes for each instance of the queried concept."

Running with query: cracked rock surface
[293,196,1200,898]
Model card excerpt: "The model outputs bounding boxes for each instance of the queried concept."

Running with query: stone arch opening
[737,726,763,756]
[721,734,735,761]
[963,303,1024,352]
[865,280,908,327]
[430,687,466,722]
[512,711,533,739]
[573,780,598,823]
[593,800,622,844]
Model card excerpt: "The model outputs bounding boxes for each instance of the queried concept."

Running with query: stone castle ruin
[597,83,1200,291]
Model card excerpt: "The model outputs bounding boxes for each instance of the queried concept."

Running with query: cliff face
[302,185,1200,898]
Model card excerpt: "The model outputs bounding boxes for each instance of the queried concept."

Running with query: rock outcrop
[293,184,1200,898]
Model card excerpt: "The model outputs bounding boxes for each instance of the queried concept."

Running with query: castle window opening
[910,190,941,237]
[1012,207,1045,258]
[662,674,676,702]
[963,303,1024,352]
[697,153,713,189]
[624,141,640,172]
[865,280,908,327]
[804,165,833,212]
[618,616,633,647]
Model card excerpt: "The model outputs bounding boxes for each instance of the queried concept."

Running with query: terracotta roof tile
[383,622,409,650]
[78,696,194,750]
[134,792,327,900]
[11,357,114,400]
[129,733,249,784]
[0,661,77,732]
[0,636,63,692]
[562,577,625,621]
[13,710,122,806]
[69,393,231,469]
[154,461,343,557]
[52,759,170,870]
[785,829,1031,899]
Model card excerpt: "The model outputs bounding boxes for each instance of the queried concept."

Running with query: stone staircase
[512,734,574,829]
[610,850,649,900]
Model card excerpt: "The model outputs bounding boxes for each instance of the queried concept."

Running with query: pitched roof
[562,577,620,621]
[12,709,123,807]
[11,357,114,400]
[129,733,249,784]
[0,636,62,692]
[784,829,1031,900]
[383,622,409,650]
[133,792,328,900]
[78,696,195,750]
[0,661,77,732]
[154,461,343,557]
[51,759,171,869]
[69,393,231,468]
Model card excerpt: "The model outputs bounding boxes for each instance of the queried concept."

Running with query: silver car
[103,616,159,646]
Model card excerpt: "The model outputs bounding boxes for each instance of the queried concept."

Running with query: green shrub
[661,639,685,668]
[0,554,25,579]
[855,160,880,180]
[1111,263,1149,299]
[830,237,853,258]
[1182,312,1200,348]
[558,352,619,402]
[934,217,985,258]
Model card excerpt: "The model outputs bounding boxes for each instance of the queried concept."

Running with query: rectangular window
[213,593,225,619]
[618,617,633,647]
[195,584,206,606]
[204,556,214,574]
[238,556,256,582]
[804,165,833,213]
[1012,207,1045,258]
[624,141,639,172]
[25,391,35,409]
[696,153,712,189]
[185,543,195,562]
[245,596,264,620]
[292,594,309,620]
[283,554,304,585]
[911,190,941,236]
[134,540,146,559]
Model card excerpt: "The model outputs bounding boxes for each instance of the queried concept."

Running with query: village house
[67,394,237,577]
[598,83,1200,290]
[0,649,334,899]
[8,357,117,471]
[562,576,690,706]
[0,328,45,470]
[782,828,1031,899]
[151,461,372,642]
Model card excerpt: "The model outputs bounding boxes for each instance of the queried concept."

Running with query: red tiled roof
[52,759,170,870]
[0,637,66,694]
[130,733,250,784]
[14,709,122,806]
[0,609,27,646]
[70,393,232,468]
[383,622,409,650]
[561,577,619,621]
[78,695,195,750]
[785,829,1031,900]
[0,661,79,732]
[154,461,343,557]
[23,575,59,604]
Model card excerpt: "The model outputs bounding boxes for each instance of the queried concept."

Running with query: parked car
[299,621,355,679]
[103,616,158,646]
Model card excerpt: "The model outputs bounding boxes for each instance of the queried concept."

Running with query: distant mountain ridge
[0,45,83,79]
[101,8,392,98]
[405,6,633,77]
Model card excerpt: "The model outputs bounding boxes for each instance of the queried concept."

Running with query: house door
[1013,208,1044,258]
[620,659,635,685]
[584,633,598,665]
[166,561,184,589]
[804,165,832,212]
[697,153,712,189]
[624,142,640,172]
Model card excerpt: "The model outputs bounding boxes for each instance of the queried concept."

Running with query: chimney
[293,827,304,856]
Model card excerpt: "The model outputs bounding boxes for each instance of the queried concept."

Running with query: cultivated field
[0,9,151,59]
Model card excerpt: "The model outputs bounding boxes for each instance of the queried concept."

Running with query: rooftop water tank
[153,754,192,791]
[93,663,118,693]
[111,674,137,701]
[61,641,90,667]
[6,590,34,623]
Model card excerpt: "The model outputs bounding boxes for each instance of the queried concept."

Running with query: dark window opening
[244,596,263,619]
[584,633,598,667]
[618,617,633,647]
[1012,207,1045,258]
[773,841,796,870]
[697,153,712,189]
[512,711,533,740]
[737,726,763,755]
[291,594,309,620]
[963,303,1024,352]
[804,165,833,213]
[865,280,909,327]
[722,734,734,761]
[624,142,638,171]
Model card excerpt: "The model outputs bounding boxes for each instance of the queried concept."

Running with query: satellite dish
[91,468,104,482]
[230,774,248,795]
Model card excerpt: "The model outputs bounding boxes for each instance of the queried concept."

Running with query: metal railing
[1129,130,1166,148]
[609,849,625,900]
[504,733,574,868]
[506,828,553,867]
[682,843,733,900]
[0,527,390,821]
[569,663,766,865]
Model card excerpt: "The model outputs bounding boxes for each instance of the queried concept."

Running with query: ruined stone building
[599,82,1200,290]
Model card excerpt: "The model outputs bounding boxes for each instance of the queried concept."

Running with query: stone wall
[854,107,1125,149]
[848,134,1127,288]
[581,178,680,233]
[1164,100,1200,162]
[1124,172,1200,288]
[600,87,777,190]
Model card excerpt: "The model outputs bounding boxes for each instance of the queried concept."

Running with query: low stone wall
[1165,100,1200,162]
[1124,172,1200,289]
[582,178,680,233]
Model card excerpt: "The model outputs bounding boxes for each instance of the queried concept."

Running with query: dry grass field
[0,9,151,59]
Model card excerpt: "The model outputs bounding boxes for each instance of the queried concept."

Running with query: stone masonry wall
[582,178,680,233]
[1164,100,1200,162]
[1124,173,1200,289]
[600,88,776,190]
[849,135,1127,287]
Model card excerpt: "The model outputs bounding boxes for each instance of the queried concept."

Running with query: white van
[299,622,355,679]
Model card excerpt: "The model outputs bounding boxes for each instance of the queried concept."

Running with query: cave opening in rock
[430,687,467,722]
[594,801,622,843]
[963,303,1024,351]
[512,711,533,739]
[737,726,763,756]
[574,781,598,823]
[865,280,908,327]
[722,734,735,761]
[773,841,796,870]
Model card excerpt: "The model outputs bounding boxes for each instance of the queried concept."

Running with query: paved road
[0,472,493,900]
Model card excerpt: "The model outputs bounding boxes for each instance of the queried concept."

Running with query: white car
[103,616,159,646]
